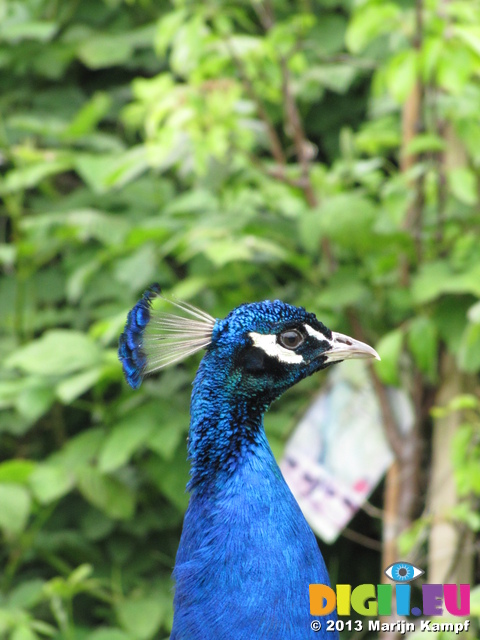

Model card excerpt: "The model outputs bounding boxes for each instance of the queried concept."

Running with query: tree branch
[226,40,286,165]
[399,0,425,286]
[279,57,317,208]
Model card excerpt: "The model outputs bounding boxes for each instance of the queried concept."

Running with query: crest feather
[118,285,215,389]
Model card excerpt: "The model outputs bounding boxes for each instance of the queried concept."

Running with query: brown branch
[279,56,317,208]
[226,41,286,165]
[278,55,336,268]
[369,366,405,460]
[399,0,425,286]
[247,153,310,189]
[346,309,404,459]
[396,369,429,528]
[341,527,382,552]
[252,0,336,271]
[253,0,275,31]
[361,500,385,520]
[254,0,318,205]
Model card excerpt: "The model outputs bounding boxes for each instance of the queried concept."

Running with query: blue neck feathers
[172,350,338,639]
[187,351,272,493]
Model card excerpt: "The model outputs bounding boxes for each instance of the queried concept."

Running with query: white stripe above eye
[305,324,333,346]
[249,332,304,364]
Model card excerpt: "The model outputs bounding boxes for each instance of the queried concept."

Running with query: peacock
[118,285,379,639]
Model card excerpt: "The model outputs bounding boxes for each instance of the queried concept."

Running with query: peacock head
[208,299,379,405]
[119,285,379,405]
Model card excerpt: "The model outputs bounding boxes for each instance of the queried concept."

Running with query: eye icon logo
[384,562,424,583]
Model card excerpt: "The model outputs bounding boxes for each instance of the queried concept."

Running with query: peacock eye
[278,329,304,350]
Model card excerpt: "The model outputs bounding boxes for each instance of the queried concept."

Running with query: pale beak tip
[326,331,381,364]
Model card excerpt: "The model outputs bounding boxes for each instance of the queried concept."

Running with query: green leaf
[15,384,55,422]
[81,508,115,541]
[0,484,31,535]
[77,468,135,520]
[309,15,347,56]
[98,407,156,472]
[450,502,480,531]
[397,518,430,556]
[11,626,38,640]
[404,134,446,155]
[437,45,473,94]
[346,4,400,53]
[56,368,102,404]
[468,301,480,323]
[9,579,45,608]
[148,419,184,461]
[6,330,102,376]
[155,9,188,56]
[65,92,112,137]
[448,167,478,205]
[407,316,438,379]
[315,268,368,309]
[59,428,105,469]
[77,26,155,69]
[412,262,480,304]
[0,21,58,43]
[455,25,480,56]
[89,629,134,640]
[0,460,35,484]
[201,236,286,267]
[457,323,480,373]
[421,36,442,82]
[386,50,418,103]
[144,448,190,511]
[300,194,377,253]
[78,38,133,69]
[116,597,166,640]
[448,394,480,411]
[303,65,356,94]
[75,147,149,194]
[0,157,73,196]
[374,329,403,386]
[29,464,75,504]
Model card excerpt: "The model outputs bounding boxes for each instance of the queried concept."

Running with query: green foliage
[1,0,480,637]
[432,395,480,537]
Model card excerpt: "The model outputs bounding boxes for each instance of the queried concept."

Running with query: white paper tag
[280,360,413,543]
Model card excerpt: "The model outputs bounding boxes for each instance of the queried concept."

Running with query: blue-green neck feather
[172,343,337,639]
[187,352,266,492]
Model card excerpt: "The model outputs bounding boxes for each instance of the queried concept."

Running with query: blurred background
[1,0,480,638]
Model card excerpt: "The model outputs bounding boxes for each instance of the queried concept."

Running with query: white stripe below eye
[305,324,333,346]
[249,332,304,364]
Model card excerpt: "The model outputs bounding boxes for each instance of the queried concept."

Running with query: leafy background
[1,0,480,638]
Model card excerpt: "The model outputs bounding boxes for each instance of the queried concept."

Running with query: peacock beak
[324,331,380,363]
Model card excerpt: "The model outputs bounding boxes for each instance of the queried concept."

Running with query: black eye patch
[241,347,266,373]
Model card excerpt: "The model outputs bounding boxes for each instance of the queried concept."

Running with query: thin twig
[226,40,286,165]
[342,527,382,552]
[361,500,385,520]
[247,153,309,189]
[346,309,404,459]
[279,57,317,207]
[399,0,425,286]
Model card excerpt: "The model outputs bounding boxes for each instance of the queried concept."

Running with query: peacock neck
[187,354,275,493]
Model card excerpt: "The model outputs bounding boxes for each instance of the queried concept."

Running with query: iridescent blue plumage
[119,287,380,640]
[118,284,160,388]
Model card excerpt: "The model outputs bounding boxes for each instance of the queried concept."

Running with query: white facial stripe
[249,332,304,364]
[305,324,332,345]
